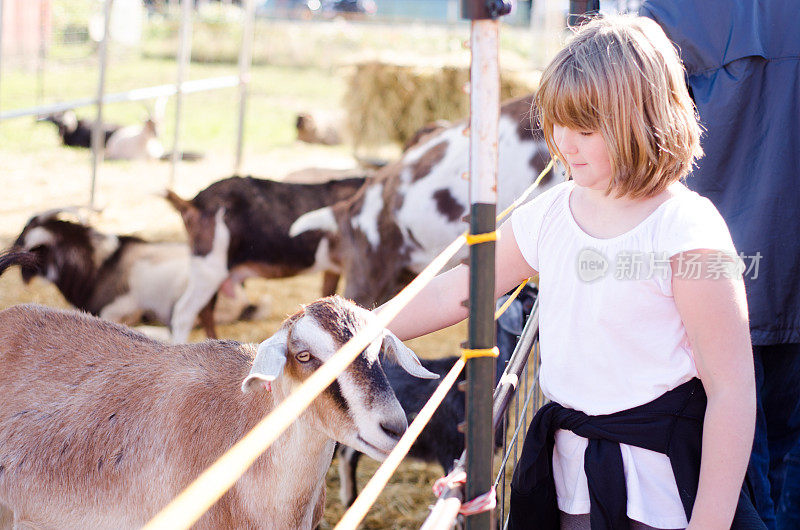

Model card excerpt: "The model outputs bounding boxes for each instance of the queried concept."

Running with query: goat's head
[143,118,159,139]
[42,110,79,135]
[12,211,118,287]
[242,295,437,460]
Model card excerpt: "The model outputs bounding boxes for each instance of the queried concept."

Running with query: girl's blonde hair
[536,15,702,199]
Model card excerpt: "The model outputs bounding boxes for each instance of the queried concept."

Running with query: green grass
[1,8,550,157]
[0,54,345,155]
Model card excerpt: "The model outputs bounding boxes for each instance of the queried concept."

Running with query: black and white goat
[40,110,121,148]
[7,210,263,334]
[40,99,200,161]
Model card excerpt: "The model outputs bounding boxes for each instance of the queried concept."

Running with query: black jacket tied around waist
[509,378,763,529]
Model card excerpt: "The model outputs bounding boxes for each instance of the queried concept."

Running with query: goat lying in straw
[40,99,201,161]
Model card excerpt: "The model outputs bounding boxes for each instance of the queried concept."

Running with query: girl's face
[553,125,613,191]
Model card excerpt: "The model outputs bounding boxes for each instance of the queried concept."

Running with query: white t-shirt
[510,180,737,529]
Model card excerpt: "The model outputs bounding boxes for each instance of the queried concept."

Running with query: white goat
[104,118,164,160]
[0,295,436,529]
[104,97,166,160]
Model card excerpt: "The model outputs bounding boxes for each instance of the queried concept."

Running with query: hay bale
[345,61,540,149]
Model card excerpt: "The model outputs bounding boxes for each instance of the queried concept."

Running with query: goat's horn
[289,207,337,238]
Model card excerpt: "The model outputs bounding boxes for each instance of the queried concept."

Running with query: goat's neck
[52,241,121,314]
[53,259,98,312]
[239,381,335,529]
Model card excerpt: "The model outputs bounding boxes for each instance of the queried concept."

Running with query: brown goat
[165,175,366,342]
[0,295,436,528]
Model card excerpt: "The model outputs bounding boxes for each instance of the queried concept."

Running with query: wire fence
[420,298,544,529]
[256,0,533,27]
[0,0,255,206]
[0,2,639,528]
[495,304,543,529]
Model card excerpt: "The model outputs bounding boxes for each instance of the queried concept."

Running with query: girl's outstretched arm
[379,219,536,341]
[672,250,756,529]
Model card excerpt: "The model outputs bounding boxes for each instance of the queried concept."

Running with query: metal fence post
[568,0,600,27]
[462,1,511,528]
[170,0,194,188]
[234,0,255,175]
[90,0,113,209]
[465,21,498,529]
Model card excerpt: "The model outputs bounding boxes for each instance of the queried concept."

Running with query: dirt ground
[0,142,471,528]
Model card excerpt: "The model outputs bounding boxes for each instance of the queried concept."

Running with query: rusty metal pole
[465,21,498,528]
[568,0,600,27]
[462,1,511,528]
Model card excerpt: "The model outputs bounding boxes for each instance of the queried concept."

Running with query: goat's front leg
[198,292,219,339]
[171,209,230,343]
[321,271,340,297]
[171,256,228,343]
[337,445,362,506]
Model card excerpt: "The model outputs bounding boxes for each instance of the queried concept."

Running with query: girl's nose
[554,125,577,154]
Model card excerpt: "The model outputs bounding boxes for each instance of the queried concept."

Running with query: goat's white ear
[62,110,78,132]
[242,330,288,393]
[290,207,337,237]
[382,332,439,380]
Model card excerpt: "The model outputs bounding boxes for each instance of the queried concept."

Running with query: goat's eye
[295,351,311,363]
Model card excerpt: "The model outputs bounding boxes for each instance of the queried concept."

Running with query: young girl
[381,15,760,530]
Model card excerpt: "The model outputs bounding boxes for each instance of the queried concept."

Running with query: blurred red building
[1,0,52,65]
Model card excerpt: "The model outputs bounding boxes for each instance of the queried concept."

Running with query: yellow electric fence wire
[334,358,466,530]
[461,347,500,359]
[143,159,554,530]
[143,236,467,530]
[333,160,553,529]
[497,158,554,222]
[465,231,498,245]
[494,278,530,320]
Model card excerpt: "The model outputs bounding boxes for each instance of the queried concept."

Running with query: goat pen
[0,0,257,207]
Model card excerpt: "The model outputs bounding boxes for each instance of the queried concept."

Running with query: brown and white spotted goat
[0,280,436,529]
[291,94,561,308]
[166,175,367,343]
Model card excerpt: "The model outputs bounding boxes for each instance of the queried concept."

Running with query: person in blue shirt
[640,2,800,528]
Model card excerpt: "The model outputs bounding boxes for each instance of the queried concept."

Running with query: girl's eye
[580,131,594,136]
[296,351,311,362]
